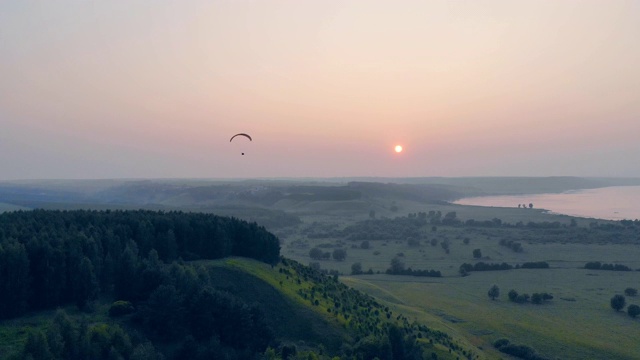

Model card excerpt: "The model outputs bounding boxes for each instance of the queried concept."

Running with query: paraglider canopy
[230,133,252,142]
[230,133,252,155]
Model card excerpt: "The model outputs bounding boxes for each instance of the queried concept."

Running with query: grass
[206,257,474,359]
[0,202,28,213]
[276,198,640,359]
[343,269,640,360]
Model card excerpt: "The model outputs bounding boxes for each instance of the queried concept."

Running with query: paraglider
[230,133,252,155]
[230,133,252,142]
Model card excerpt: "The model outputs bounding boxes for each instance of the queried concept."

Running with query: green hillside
[1,257,479,360]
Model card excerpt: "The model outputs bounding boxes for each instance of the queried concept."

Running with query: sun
[394,145,403,153]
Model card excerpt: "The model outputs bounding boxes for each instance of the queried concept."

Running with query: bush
[109,300,135,317]
[624,288,638,297]
[520,262,549,269]
[628,304,640,318]
[351,262,363,275]
[515,294,530,304]
[493,338,550,360]
[332,248,347,261]
[585,262,631,271]
[531,293,543,304]
[309,247,324,260]
[611,295,626,312]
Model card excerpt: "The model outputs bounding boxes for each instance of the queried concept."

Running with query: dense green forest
[0,209,280,319]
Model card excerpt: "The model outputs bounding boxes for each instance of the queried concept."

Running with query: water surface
[453,186,640,221]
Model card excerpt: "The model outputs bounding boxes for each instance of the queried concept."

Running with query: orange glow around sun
[394,145,403,153]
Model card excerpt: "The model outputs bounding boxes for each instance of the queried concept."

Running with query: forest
[0,209,281,315]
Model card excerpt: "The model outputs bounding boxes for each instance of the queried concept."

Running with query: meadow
[278,198,640,360]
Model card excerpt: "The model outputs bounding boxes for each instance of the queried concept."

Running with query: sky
[1,1,639,180]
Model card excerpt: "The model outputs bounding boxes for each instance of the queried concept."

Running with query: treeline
[341,216,426,241]
[493,339,550,360]
[0,209,280,319]
[18,258,274,360]
[499,239,524,252]
[386,257,442,277]
[304,211,640,247]
[460,261,549,275]
[584,261,633,271]
[460,262,513,273]
[385,267,442,278]
[508,290,554,304]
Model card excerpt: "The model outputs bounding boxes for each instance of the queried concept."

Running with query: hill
[0,209,476,359]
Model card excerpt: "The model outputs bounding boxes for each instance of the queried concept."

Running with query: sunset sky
[1,1,639,180]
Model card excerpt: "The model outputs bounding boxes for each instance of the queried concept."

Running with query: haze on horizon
[1,1,639,180]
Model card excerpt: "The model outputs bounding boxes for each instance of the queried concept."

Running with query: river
[453,185,640,221]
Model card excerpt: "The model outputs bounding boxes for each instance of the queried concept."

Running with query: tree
[624,288,638,297]
[75,257,99,310]
[130,342,162,360]
[610,294,626,312]
[0,243,30,318]
[508,289,518,302]
[473,249,482,259]
[440,240,450,253]
[531,293,543,304]
[143,285,184,340]
[627,304,640,318]
[389,257,405,274]
[488,284,500,300]
[351,262,363,275]
[332,248,347,261]
[309,247,324,260]
[23,330,53,360]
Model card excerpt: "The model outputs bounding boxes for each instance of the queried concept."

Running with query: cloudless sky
[1,1,639,180]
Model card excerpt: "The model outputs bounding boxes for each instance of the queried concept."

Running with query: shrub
[109,300,135,317]
[520,262,549,269]
[531,293,543,304]
[628,304,640,318]
[493,338,549,360]
[515,294,530,304]
[351,262,363,275]
[309,247,324,260]
[611,295,626,312]
[624,288,638,297]
[332,248,347,261]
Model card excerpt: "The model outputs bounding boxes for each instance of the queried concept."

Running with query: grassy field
[0,202,28,213]
[277,199,640,359]
[343,269,640,360]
